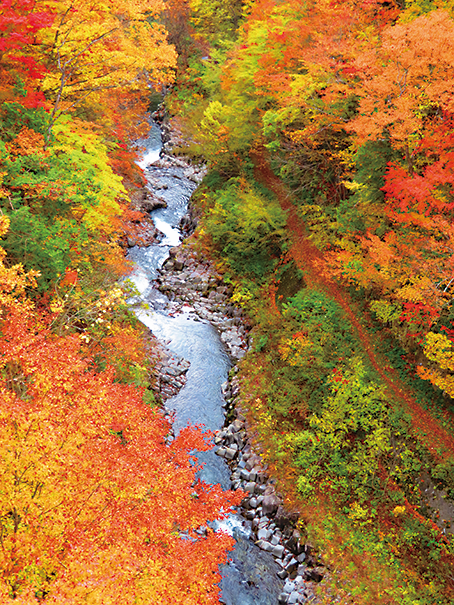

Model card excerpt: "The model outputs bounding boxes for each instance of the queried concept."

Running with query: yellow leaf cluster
[279,332,312,366]
[37,0,176,129]
[423,332,454,370]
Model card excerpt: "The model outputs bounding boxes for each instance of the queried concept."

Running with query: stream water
[128,122,283,604]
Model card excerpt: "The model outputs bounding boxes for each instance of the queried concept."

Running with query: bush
[206,176,287,278]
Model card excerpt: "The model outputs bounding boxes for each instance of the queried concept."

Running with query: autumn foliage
[190,0,454,399]
[0,2,245,603]
[0,155,239,604]
[167,0,454,603]
[0,332,235,603]
[0,304,239,603]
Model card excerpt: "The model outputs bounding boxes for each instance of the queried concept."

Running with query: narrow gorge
[128,118,325,605]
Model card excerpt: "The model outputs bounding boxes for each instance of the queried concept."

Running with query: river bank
[154,236,326,605]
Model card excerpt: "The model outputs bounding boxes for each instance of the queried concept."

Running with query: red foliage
[0,1,54,79]
[383,114,454,218]
[399,302,440,338]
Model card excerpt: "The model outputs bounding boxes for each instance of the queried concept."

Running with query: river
[127,121,284,604]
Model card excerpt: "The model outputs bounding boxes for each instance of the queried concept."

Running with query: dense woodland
[166,0,454,603]
[0,2,241,603]
[2,0,454,603]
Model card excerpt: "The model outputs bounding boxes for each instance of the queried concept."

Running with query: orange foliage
[6,127,47,156]
[350,10,454,151]
[0,238,241,602]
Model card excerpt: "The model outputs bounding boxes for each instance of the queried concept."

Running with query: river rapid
[128,121,284,604]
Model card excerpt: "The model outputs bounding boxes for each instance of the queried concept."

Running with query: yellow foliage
[370,300,402,324]
[40,0,176,112]
[231,284,253,306]
[348,501,372,525]
[393,505,406,517]
[395,276,433,304]
[50,118,126,236]
[279,332,312,366]
[422,332,454,370]
[0,218,37,313]
[418,332,454,397]
[417,366,454,399]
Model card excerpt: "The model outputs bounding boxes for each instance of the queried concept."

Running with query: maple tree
[0,115,130,290]
[0,0,54,108]
[350,10,454,164]
[37,0,177,141]
[0,228,240,603]
[0,315,240,603]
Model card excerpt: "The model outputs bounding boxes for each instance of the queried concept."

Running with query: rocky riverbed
[218,377,326,605]
[150,238,325,605]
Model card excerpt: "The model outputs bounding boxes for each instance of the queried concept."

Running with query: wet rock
[141,195,168,212]
[271,534,280,546]
[285,558,299,576]
[257,540,273,552]
[285,532,304,556]
[262,494,280,517]
[249,469,257,482]
[224,447,238,460]
[272,545,286,559]
[275,506,300,529]
[173,258,184,271]
[258,528,272,541]
[219,533,284,605]
[216,447,227,458]
[232,418,244,432]
[277,569,288,580]
[283,579,296,594]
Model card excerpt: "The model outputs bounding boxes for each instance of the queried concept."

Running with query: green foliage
[50,117,126,233]
[289,359,390,500]
[337,139,395,237]
[190,0,245,44]
[399,0,454,22]
[1,207,88,291]
[370,299,403,325]
[281,289,357,402]
[0,113,129,289]
[0,101,49,140]
[274,260,305,309]
[206,177,287,278]
[432,459,454,498]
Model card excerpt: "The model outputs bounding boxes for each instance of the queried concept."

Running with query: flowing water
[129,122,283,604]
